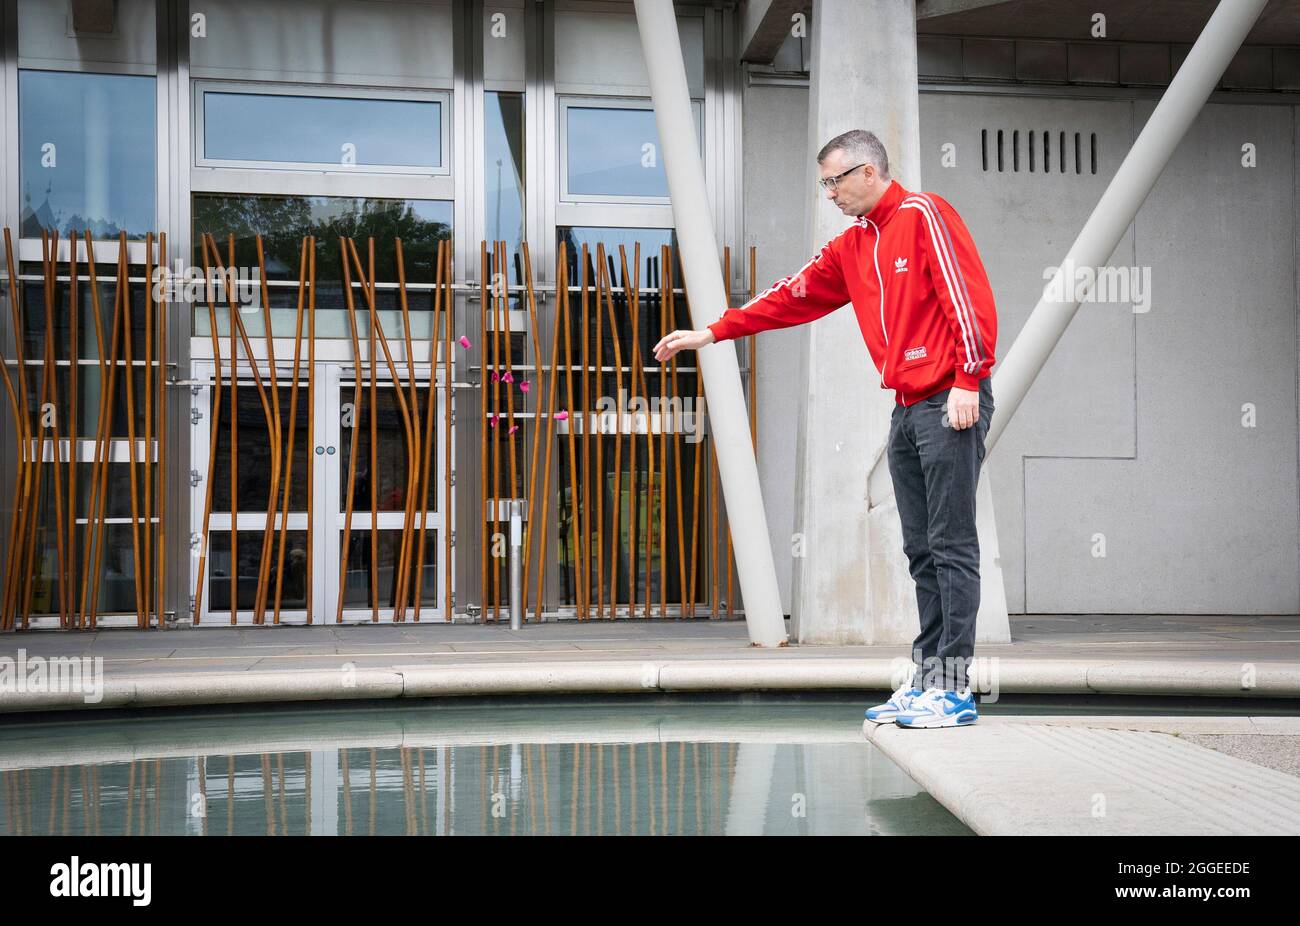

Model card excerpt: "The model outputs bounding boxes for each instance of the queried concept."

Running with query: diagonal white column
[633,0,786,645]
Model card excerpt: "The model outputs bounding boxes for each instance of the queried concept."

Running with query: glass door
[189,357,449,625]
[330,362,448,622]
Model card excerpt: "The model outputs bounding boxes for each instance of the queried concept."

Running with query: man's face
[819,148,886,217]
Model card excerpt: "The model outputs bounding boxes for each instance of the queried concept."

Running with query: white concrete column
[633,0,787,646]
[791,0,923,644]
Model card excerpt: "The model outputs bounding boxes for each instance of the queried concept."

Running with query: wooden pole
[518,242,544,620]
[442,241,453,622]
[598,247,625,619]
[578,246,591,621]
[215,235,276,622]
[86,236,128,628]
[272,237,309,623]
[0,230,31,630]
[118,234,147,628]
[66,234,80,629]
[336,238,365,622]
[74,234,105,628]
[367,239,378,622]
[192,235,225,623]
[305,238,316,622]
[682,249,704,620]
[559,245,584,622]
[592,245,604,619]
[142,234,154,627]
[500,242,520,618]
[20,231,55,629]
[478,241,489,621]
[347,237,416,623]
[394,238,420,621]
[42,232,71,628]
[530,243,564,622]
[252,234,284,625]
[657,252,669,618]
[619,246,640,621]
[413,240,445,621]
[664,247,687,621]
[155,233,168,628]
[226,236,239,622]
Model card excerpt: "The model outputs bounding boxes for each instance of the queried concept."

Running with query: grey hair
[817,129,890,180]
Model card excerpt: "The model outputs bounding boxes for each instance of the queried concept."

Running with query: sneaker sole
[895,712,978,729]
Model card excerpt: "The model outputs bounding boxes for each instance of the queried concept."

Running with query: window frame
[557,95,703,206]
[192,79,453,177]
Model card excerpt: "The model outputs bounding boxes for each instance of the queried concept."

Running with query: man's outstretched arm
[654,235,851,362]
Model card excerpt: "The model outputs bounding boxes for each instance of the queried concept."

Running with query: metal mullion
[315,362,340,625]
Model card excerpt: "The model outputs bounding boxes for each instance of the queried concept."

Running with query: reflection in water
[0,702,972,836]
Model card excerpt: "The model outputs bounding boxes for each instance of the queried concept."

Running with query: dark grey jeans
[886,377,994,692]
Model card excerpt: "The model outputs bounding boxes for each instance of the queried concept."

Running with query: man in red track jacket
[654,129,998,728]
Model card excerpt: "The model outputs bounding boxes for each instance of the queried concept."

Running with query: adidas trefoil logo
[894,257,908,273]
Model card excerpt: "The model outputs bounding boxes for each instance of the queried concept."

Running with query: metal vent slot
[980,129,1097,175]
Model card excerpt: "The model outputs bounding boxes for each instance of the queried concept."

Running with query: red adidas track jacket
[708,181,997,407]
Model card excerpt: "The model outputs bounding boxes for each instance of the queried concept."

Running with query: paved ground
[6,612,1300,674]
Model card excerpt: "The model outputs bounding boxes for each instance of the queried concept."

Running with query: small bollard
[508,499,524,630]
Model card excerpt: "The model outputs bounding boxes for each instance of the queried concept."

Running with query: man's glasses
[818,162,866,192]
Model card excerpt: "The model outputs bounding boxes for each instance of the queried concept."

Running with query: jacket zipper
[864,218,903,403]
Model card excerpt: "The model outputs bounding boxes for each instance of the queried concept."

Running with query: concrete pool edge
[3,656,1300,714]
[861,718,1300,836]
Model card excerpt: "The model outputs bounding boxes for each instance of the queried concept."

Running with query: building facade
[0,0,1297,630]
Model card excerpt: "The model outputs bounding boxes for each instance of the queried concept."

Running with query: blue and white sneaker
[863,683,925,725]
[894,687,978,728]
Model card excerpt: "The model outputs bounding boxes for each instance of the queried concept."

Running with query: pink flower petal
[459,335,472,349]
[507,425,518,435]
[491,370,500,382]
[554,410,569,421]
[519,380,531,393]
[502,371,514,383]
[488,413,498,427]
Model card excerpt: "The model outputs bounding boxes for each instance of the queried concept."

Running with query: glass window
[557,225,681,390]
[559,226,676,287]
[19,70,156,239]
[191,194,451,339]
[563,102,701,200]
[484,92,525,280]
[199,89,446,170]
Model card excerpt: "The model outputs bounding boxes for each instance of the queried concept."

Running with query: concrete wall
[744,87,1300,615]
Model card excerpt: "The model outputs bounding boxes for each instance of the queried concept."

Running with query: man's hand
[947,386,980,430]
[653,328,714,362]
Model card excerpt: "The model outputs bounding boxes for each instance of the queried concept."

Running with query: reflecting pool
[0,698,972,836]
